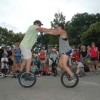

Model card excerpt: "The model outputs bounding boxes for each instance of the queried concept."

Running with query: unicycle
[18,71,36,88]
[61,69,79,88]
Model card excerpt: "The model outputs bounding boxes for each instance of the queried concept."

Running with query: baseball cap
[34,20,43,25]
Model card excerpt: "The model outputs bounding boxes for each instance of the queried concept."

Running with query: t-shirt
[20,25,39,49]
[7,50,12,58]
[39,53,45,60]
[80,50,87,58]
[72,53,80,60]
[50,52,57,62]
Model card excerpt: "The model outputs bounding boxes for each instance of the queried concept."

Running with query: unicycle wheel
[61,71,79,88]
[18,72,36,88]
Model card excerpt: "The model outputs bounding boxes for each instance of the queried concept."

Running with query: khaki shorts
[20,45,32,59]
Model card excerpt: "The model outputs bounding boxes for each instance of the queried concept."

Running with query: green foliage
[37,33,50,46]
[81,22,100,47]
[51,12,66,28]
[65,13,100,45]
[0,27,24,46]
[50,12,66,45]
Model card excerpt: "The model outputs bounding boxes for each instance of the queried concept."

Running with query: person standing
[90,42,99,74]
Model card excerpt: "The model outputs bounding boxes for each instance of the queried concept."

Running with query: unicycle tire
[61,71,79,88]
[18,72,36,88]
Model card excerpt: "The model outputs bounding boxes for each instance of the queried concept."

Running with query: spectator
[39,50,46,70]
[1,53,9,75]
[74,59,86,77]
[0,48,4,71]
[86,45,92,72]
[14,41,21,71]
[6,46,13,71]
[49,47,58,72]
[90,42,99,74]
[72,50,80,61]
[80,45,88,63]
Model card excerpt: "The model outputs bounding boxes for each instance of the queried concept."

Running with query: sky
[0,0,100,33]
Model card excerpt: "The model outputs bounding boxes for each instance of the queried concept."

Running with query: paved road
[0,73,100,100]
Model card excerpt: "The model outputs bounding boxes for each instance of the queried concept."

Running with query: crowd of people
[0,41,100,78]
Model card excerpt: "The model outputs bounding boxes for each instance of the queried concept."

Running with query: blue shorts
[62,50,72,56]
[14,58,21,63]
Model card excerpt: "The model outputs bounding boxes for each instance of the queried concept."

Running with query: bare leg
[25,59,32,73]
[60,55,74,77]
[95,60,99,71]
[90,61,94,71]
[20,59,26,72]
[76,68,80,74]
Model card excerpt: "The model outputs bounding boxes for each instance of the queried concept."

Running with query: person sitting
[74,59,86,77]
[1,53,9,75]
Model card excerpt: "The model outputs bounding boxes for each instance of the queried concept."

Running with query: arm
[36,27,60,35]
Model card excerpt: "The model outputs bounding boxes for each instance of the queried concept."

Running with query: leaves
[0,27,24,47]
[81,22,100,47]
[65,13,100,45]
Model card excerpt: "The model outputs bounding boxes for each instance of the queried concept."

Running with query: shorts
[20,45,32,59]
[62,50,72,56]
[14,59,21,63]
[91,57,98,61]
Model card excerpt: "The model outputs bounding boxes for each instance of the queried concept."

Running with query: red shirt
[39,53,45,60]
[90,47,98,58]
[72,53,80,60]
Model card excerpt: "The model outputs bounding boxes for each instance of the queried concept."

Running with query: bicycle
[51,59,57,77]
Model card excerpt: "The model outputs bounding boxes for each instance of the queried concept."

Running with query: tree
[65,13,100,45]
[81,22,100,48]
[0,27,24,47]
[50,12,66,45]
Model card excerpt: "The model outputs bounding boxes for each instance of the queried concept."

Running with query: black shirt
[80,50,87,58]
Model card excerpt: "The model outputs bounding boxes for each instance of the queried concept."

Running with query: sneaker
[68,77,76,84]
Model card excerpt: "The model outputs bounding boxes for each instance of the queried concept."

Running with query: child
[1,53,9,75]
[74,59,86,77]
[31,62,40,76]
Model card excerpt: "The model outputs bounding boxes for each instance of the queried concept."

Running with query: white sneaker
[68,77,76,84]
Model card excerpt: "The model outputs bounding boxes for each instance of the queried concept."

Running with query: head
[91,42,96,47]
[55,23,64,30]
[15,41,20,47]
[34,20,43,27]
[40,50,44,53]
[73,50,77,53]
[81,45,86,51]
[3,53,7,58]
[87,45,90,50]
[51,47,56,53]
[6,46,11,51]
